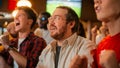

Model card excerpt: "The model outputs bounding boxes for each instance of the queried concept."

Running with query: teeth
[97,6,99,10]
[14,20,20,26]
[50,27,56,30]
[95,6,100,12]
[95,6,98,10]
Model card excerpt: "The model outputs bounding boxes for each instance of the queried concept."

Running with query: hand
[91,25,98,36]
[69,55,87,68]
[100,50,119,68]
[0,35,10,50]
[91,25,98,43]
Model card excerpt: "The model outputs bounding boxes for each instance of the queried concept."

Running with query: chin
[97,15,107,21]
[51,34,61,40]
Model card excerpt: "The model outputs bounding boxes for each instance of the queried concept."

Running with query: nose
[47,21,55,31]
[94,3,98,9]
[94,0,101,9]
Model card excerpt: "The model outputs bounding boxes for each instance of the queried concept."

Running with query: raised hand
[0,35,10,50]
[69,55,87,68]
[100,50,119,68]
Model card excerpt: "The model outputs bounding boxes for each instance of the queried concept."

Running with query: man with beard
[36,6,96,68]
[94,0,120,68]
[0,6,46,68]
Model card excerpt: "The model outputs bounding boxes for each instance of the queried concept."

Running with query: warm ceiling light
[17,0,32,7]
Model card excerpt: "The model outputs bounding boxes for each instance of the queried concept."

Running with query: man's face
[14,10,31,32]
[94,0,120,21]
[48,8,71,40]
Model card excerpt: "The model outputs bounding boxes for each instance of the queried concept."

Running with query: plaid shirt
[8,32,46,68]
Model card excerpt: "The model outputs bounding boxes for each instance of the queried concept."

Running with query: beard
[51,25,67,40]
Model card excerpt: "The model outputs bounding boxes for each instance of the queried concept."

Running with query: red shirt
[96,33,120,68]
[8,32,46,68]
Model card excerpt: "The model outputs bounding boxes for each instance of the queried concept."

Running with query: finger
[80,56,88,68]
[69,55,88,68]
[71,55,81,64]
[69,55,81,68]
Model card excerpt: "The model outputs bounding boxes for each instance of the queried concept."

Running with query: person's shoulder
[34,27,40,31]
[43,40,57,51]
[77,36,94,43]
[29,34,47,44]
[77,36,96,48]
[40,44,53,56]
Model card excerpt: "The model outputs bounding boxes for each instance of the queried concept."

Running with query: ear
[68,21,75,29]
[28,19,33,25]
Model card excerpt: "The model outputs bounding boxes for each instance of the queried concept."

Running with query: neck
[18,30,30,39]
[57,32,73,46]
[106,17,120,36]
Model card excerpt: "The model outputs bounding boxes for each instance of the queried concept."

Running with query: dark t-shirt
[55,45,61,68]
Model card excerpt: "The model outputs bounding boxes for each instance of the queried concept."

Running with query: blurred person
[34,12,53,45]
[0,6,46,68]
[96,24,109,45]
[94,0,120,68]
[36,6,96,68]
[0,22,18,68]
[0,22,18,52]
[91,23,109,45]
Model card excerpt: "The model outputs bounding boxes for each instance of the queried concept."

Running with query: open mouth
[14,20,20,26]
[49,27,56,32]
[16,23,20,26]
[95,6,100,13]
[50,26,56,30]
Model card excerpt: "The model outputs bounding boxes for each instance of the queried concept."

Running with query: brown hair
[16,6,38,29]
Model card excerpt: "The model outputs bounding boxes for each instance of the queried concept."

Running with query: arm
[8,47,27,68]
[0,35,27,68]
[91,25,98,43]
[0,35,46,68]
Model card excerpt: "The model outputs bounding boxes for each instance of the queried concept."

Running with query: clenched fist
[69,55,87,68]
[0,35,10,50]
[100,50,119,68]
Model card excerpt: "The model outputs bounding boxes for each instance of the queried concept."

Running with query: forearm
[8,48,27,68]
[91,36,96,43]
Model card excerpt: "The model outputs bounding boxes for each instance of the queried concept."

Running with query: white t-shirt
[14,38,25,68]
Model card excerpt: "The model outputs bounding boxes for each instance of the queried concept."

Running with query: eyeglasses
[48,15,66,22]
